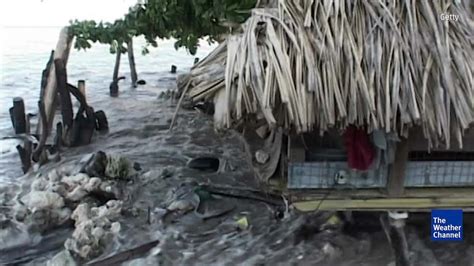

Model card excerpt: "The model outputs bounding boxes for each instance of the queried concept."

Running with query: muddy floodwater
[1,28,474,266]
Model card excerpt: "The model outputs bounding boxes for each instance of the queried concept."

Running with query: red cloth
[343,126,375,171]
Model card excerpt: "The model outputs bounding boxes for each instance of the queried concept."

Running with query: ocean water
[0,26,216,182]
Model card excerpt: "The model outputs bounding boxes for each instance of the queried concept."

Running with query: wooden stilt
[127,39,138,88]
[381,212,411,266]
[387,137,410,196]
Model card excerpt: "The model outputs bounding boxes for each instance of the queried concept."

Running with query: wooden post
[387,137,410,197]
[36,27,73,139]
[11,97,26,134]
[112,51,121,82]
[54,58,73,129]
[127,39,138,88]
[78,80,86,102]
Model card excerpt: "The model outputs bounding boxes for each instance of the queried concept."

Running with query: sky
[0,0,138,27]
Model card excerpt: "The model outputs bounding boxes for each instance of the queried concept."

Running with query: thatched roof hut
[180,0,473,150]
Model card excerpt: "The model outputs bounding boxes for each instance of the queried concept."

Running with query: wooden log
[67,83,87,108]
[54,58,73,129]
[16,140,32,173]
[54,122,63,150]
[127,39,138,88]
[112,51,121,82]
[36,27,73,142]
[40,50,55,101]
[11,97,27,134]
[387,137,410,197]
[78,80,86,102]
[33,100,48,162]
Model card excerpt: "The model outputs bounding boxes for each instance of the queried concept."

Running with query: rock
[63,173,90,187]
[53,207,72,225]
[255,150,269,164]
[66,200,123,260]
[110,222,121,234]
[31,177,49,191]
[160,166,175,179]
[92,227,105,239]
[133,162,142,171]
[66,186,89,202]
[84,177,102,192]
[22,191,64,210]
[47,169,61,182]
[80,151,107,177]
[167,199,195,212]
[71,203,91,225]
[47,250,78,266]
[13,204,28,221]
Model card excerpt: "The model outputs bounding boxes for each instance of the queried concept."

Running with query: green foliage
[69,0,256,55]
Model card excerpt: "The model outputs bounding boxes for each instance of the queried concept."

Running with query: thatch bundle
[181,0,474,149]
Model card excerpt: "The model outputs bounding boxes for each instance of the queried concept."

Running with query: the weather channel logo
[431,209,463,241]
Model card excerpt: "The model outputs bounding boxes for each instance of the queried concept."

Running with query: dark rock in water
[160,166,175,179]
[80,151,107,177]
[187,157,220,172]
[133,162,142,171]
[171,65,177,74]
[94,110,109,132]
[137,79,146,85]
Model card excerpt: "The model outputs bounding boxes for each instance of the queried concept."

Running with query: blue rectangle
[431,209,463,241]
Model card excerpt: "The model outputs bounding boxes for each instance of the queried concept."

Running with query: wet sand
[1,86,474,265]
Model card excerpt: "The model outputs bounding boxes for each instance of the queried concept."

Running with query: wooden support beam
[127,39,138,88]
[293,197,474,212]
[288,136,305,163]
[387,137,410,196]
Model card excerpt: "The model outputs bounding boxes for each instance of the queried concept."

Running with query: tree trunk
[113,51,121,81]
[37,27,73,139]
[127,39,138,88]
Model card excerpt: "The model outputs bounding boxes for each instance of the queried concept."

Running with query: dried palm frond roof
[180,0,474,149]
